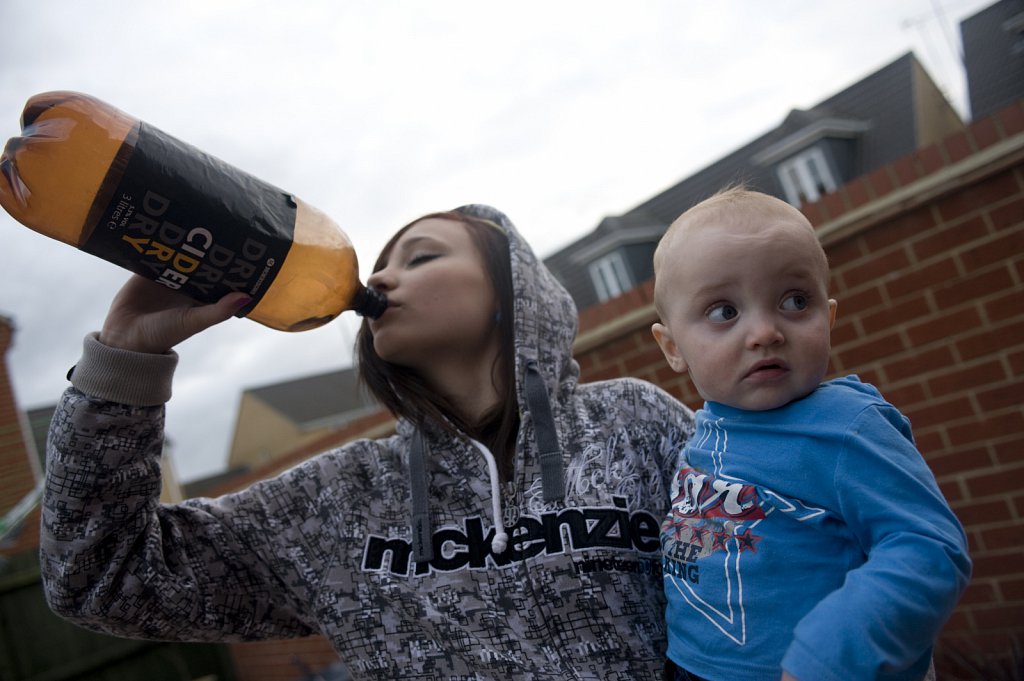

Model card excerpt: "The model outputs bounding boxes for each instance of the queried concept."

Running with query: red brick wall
[575,100,1024,674]
[0,318,37,524]
[220,102,1023,680]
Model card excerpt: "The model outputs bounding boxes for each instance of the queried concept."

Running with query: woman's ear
[652,322,689,374]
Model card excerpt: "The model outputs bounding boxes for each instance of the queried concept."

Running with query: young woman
[41,204,695,679]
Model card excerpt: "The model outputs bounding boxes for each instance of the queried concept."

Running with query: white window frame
[777,147,838,206]
[588,251,633,302]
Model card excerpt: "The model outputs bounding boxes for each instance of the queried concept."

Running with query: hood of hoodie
[394,204,579,560]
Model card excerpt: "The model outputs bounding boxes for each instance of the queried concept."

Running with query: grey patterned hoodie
[41,204,694,680]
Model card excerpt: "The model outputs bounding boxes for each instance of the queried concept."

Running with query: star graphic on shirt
[665,517,690,542]
[711,529,729,552]
[734,528,762,553]
[688,525,708,547]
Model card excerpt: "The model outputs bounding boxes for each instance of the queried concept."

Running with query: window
[777,147,838,206]
[588,251,633,302]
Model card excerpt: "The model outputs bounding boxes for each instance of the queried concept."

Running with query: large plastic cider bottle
[0,91,385,331]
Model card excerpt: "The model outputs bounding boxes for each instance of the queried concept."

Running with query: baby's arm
[781,404,970,680]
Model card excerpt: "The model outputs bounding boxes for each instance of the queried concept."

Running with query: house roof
[246,366,377,429]
[962,0,1024,120]
[622,52,923,227]
[542,52,957,310]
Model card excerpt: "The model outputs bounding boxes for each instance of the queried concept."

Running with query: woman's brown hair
[356,211,519,478]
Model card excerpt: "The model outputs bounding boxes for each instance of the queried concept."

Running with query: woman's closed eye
[407,253,440,267]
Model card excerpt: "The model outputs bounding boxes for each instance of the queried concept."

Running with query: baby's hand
[781,673,799,681]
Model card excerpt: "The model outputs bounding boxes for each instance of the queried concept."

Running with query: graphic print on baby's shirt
[661,418,825,646]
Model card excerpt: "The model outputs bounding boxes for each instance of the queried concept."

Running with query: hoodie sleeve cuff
[69,332,179,407]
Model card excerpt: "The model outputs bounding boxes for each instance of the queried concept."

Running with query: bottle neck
[351,286,387,319]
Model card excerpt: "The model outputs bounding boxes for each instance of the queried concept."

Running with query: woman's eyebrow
[394,235,441,253]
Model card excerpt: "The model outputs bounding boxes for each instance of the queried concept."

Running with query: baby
[651,188,971,681]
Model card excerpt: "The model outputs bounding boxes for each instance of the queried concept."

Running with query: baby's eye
[707,303,739,323]
[781,293,809,311]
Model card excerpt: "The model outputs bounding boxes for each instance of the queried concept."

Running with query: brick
[912,428,946,457]
[863,210,938,253]
[942,130,973,164]
[929,445,991,479]
[882,382,927,412]
[968,116,1002,151]
[958,580,998,605]
[996,100,1024,136]
[889,154,922,188]
[845,178,872,209]
[916,144,946,176]
[594,336,640,365]
[802,200,826,227]
[969,548,1024,578]
[937,478,963,503]
[576,354,595,374]
[1009,349,1024,376]
[884,345,955,383]
[836,284,884,316]
[904,395,974,430]
[585,367,624,383]
[835,332,906,368]
[988,197,1024,232]
[623,348,666,375]
[912,216,990,262]
[961,230,1024,273]
[860,295,933,337]
[992,436,1024,466]
[937,266,1015,310]
[825,238,865,270]
[948,411,1024,449]
[845,247,914,289]
[949,496,1009,527]
[927,360,1006,397]
[972,603,1024,631]
[906,307,983,347]
[956,319,1024,361]
[964,462,1024,498]
[1000,576,1024,601]
[976,383,1024,412]
[885,257,959,301]
[866,165,896,199]
[821,190,848,221]
[939,172,1024,225]
[980,523,1024,551]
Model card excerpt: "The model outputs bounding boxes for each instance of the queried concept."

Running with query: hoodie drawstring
[470,440,510,554]
[407,362,565,564]
[524,361,565,503]
[409,431,433,563]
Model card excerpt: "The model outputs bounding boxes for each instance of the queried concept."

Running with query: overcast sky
[0,0,997,483]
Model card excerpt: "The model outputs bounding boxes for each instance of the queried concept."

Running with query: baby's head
[651,188,837,411]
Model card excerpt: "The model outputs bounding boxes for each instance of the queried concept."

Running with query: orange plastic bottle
[0,91,384,331]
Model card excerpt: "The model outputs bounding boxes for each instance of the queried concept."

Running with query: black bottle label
[81,122,295,316]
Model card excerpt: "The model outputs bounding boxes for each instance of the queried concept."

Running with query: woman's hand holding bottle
[99,275,249,354]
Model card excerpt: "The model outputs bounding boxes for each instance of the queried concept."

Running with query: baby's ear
[828,299,838,329]
[652,323,688,374]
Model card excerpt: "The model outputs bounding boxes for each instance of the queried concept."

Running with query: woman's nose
[367,267,394,291]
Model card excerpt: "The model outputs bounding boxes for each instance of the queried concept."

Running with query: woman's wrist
[69,332,179,406]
